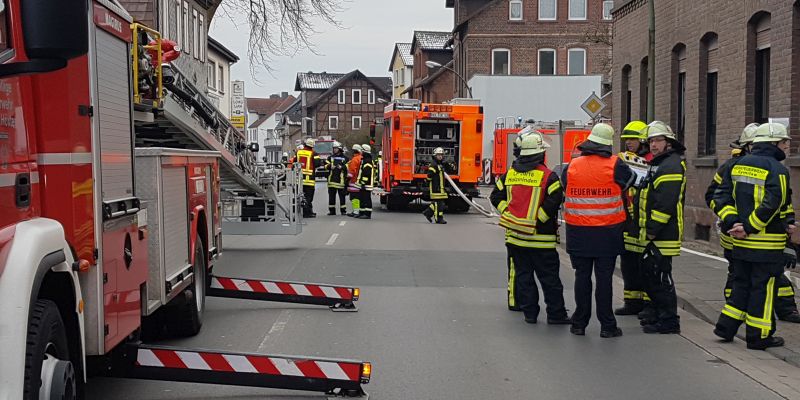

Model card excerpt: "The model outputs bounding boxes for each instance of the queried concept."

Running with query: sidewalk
[664,249,800,367]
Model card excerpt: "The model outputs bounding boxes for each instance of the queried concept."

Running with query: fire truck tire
[24,299,77,400]
[447,197,471,213]
[385,194,408,211]
[168,235,206,337]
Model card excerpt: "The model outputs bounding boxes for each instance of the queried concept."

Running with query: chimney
[281,92,288,98]
[270,94,279,99]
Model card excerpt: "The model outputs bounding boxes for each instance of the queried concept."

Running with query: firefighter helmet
[433,147,445,156]
[353,144,363,153]
[752,122,790,143]
[362,144,372,153]
[620,120,648,141]
[333,141,342,149]
[587,123,615,146]
[519,131,549,156]
[282,152,289,157]
[305,138,315,147]
[738,123,760,145]
[646,121,677,141]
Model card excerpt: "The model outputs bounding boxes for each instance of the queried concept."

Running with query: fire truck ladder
[107,343,370,397]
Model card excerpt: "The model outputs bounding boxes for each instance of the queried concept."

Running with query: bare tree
[581,21,613,78]
[211,0,346,74]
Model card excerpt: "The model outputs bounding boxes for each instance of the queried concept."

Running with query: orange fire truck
[380,99,483,212]
[491,117,592,179]
[0,1,369,399]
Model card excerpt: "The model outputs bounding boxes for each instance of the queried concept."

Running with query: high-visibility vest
[499,165,552,235]
[563,155,626,227]
[297,149,315,186]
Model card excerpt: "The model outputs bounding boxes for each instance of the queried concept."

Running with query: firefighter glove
[784,246,798,270]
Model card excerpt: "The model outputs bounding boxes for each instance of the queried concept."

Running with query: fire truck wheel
[24,299,77,400]
[168,235,206,337]
[385,194,408,211]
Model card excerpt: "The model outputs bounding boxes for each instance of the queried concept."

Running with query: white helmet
[333,141,342,149]
[282,152,289,157]
[361,144,372,153]
[353,144,363,153]
[587,123,615,146]
[752,122,790,143]
[519,131,549,156]
[305,138,315,147]
[433,147,445,155]
[738,123,760,145]
[646,121,677,141]
[379,150,383,156]
[296,144,304,150]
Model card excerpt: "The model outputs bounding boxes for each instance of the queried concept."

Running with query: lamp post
[425,60,473,99]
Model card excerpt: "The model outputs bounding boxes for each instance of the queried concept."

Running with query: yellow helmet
[752,123,790,143]
[621,120,648,141]
[587,123,615,146]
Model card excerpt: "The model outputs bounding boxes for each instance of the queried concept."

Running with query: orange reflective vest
[563,155,626,226]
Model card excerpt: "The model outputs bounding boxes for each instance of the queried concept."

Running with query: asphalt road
[87,187,791,399]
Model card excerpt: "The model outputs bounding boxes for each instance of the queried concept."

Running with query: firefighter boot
[435,217,447,225]
[747,336,785,350]
[423,207,434,223]
[779,311,800,323]
[614,301,645,316]
[340,206,347,216]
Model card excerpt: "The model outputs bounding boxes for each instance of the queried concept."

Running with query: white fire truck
[0,1,369,399]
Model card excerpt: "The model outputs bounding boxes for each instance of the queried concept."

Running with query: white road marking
[326,233,339,246]
[339,221,347,226]
[257,310,291,353]
[680,247,728,263]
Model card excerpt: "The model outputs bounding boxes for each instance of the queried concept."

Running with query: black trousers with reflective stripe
[359,188,373,217]
[641,256,679,328]
[302,185,315,215]
[570,255,617,330]
[716,258,783,343]
[507,250,520,310]
[328,187,347,213]
[423,200,446,222]
[505,244,567,320]
[621,250,647,305]
[723,251,797,318]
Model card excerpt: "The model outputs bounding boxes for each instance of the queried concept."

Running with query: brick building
[612,0,800,247]
[294,71,392,144]
[405,31,456,102]
[446,0,614,97]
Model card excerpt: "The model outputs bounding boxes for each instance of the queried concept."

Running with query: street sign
[231,80,246,130]
[580,92,606,120]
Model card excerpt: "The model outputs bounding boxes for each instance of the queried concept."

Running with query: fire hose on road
[443,172,498,218]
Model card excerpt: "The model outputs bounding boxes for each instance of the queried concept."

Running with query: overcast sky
[208,1,453,98]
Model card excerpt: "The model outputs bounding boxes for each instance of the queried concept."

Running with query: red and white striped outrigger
[208,275,360,311]
[111,344,371,396]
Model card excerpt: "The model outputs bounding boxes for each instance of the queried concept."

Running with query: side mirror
[249,143,260,153]
[0,0,88,79]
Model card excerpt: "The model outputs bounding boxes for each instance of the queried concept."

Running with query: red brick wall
[612,0,800,247]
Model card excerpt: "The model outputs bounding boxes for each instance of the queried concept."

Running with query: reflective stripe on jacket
[428,163,447,200]
[563,155,626,227]
[495,165,562,248]
[297,149,317,186]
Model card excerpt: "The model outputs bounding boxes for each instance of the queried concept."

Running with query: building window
[671,44,686,142]
[207,62,216,90]
[569,0,586,20]
[199,14,205,62]
[538,49,556,75]
[568,49,586,75]
[676,72,686,142]
[705,72,718,155]
[754,48,770,124]
[352,116,362,130]
[338,89,346,104]
[176,2,182,47]
[539,0,556,20]
[368,89,376,104]
[492,49,510,75]
[640,57,648,120]
[393,70,399,88]
[218,65,224,93]
[603,0,614,20]
[192,9,199,59]
[182,1,189,55]
[749,12,771,124]
[275,112,282,122]
[621,65,631,125]
[352,89,362,105]
[509,0,523,20]
[329,116,339,130]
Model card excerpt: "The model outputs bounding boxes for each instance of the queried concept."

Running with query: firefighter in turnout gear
[490,130,571,325]
[632,121,686,334]
[616,120,654,316]
[506,133,527,311]
[713,123,795,350]
[357,144,375,219]
[326,141,349,215]
[706,124,800,324]
[562,123,633,338]
[423,147,455,224]
[298,138,321,218]
[347,144,363,217]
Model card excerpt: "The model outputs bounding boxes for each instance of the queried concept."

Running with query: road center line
[339,221,346,226]
[326,233,339,246]
[257,309,291,353]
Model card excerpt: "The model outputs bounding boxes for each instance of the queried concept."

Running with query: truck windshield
[315,141,333,155]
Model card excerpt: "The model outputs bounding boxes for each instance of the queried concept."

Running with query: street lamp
[425,60,473,99]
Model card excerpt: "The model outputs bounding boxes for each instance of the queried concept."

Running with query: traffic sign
[581,92,606,120]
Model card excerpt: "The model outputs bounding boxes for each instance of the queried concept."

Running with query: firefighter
[713,123,794,350]
[326,141,349,215]
[633,121,686,334]
[347,144,363,217]
[562,123,633,337]
[615,120,653,316]
[297,139,320,218]
[423,147,455,224]
[356,144,375,219]
[490,130,570,325]
[707,125,800,323]
[506,133,527,311]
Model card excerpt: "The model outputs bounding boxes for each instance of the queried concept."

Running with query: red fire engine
[380,99,483,212]
[0,1,369,399]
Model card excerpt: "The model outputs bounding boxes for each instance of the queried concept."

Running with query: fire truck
[0,1,369,399]
[491,117,592,179]
[380,99,483,212]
